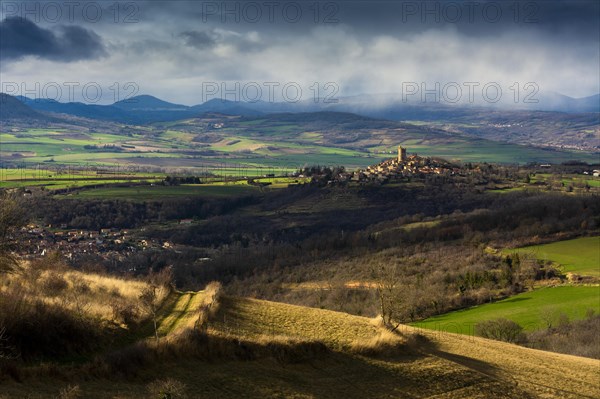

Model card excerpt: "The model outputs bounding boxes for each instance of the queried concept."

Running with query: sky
[1,0,599,105]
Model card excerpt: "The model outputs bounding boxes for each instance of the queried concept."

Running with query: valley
[2,100,599,398]
[2,1,600,397]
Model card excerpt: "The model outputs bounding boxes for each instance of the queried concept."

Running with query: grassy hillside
[208,297,600,399]
[507,236,600,277]
[1,284,599,398]
[413,286,600,333]
[413,323,600,399]
[209,296,381,350]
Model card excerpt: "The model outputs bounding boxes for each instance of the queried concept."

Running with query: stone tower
[398,146,406,162]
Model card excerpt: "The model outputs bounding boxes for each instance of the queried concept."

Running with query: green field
[67,184,264,200]
[413,286,600,334]
[508,236,600,277]
[2,116,598,174]
[531,173,600,188]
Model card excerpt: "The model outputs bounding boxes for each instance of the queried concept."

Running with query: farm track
[156,291,205,337]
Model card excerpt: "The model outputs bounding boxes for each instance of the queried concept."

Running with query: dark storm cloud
[320,0,600,39]
[134,0,599,38]
[0,16,105,61]
[1,0,597,102]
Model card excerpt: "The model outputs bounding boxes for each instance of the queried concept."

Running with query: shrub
[526,315,600,359]
[111,300,141,327]
[71,277,91,295]
[475,318,524,343]
[0,194,24,274]
[350,330,412,357]
[30,252,67,272]
[147,378,187,399]
[194,281,223,332]
[149,267,174,292]
[93,342,154,379]
[41,272,69,296]
[0,289,102,360]
[57,385,82,399]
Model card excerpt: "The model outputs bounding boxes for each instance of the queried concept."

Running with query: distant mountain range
[2,91,598,125]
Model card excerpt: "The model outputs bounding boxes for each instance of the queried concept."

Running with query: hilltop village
[348,146,454,183]
[300,147,459,186]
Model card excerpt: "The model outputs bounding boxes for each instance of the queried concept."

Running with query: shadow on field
[414,334,502,379]
[499,297,531,304]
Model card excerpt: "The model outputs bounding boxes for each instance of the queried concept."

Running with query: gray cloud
[180,30,219,49]
[0,1,597,103]
[0,16,105,62]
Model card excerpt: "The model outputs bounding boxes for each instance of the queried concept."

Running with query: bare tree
[140,285,160,341]
[540,306,558,329]
[0,327,16,360]
[371,262,403,332]
[0,194,25,274]
[149,266,174,293]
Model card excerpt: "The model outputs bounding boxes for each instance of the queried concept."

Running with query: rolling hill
[113,95,189,111]
[12,95,262,123]
[1,110,598,171]
[15,95,137,122]
[190,98,264,116]
[2,286,598,399]
[0,93,51,121]
[6,91,598,155]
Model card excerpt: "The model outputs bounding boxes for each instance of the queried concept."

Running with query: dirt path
[155,290,206,337]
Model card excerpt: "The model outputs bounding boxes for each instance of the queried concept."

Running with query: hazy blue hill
[15,96,134,121]
[15,95,192,124]
[190,98,264,116]
[239,111,398,130]
[530,92,600,113]
[0,93,51,121]
[113,95,189,111]
[246,111,377,123]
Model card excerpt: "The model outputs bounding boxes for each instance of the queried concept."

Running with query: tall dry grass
[0,257,171,364]
[0,259,168,325]
[193,281,222,332]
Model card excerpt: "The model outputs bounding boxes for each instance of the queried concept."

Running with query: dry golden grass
[349,329,405,354]
[0,262,169,325]
[209,296,382,350]
[209,296,600,399]
[283,280,378,291]
[410,325,600,399]
[2,276,597,399]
